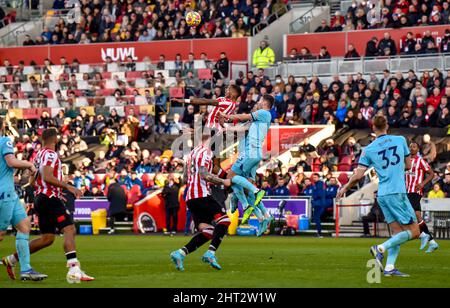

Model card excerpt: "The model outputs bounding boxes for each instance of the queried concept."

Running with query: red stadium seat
[44,90,54,98]
[101,72,112,79]
[101,89,115,96]
[340,156,352,165]
[94,174,106,185]
[337,164,351,172]
[125,71,142,79]
[127,185,142,205]
[197,69,212,80]
[337,173,349,185]
[141,173,151,188]
[169,87,184,98]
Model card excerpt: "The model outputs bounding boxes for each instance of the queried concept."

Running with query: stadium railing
[265,53,450,78]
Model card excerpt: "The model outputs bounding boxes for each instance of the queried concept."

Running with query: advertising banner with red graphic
[286,25,450,57]
[0,37,248,65]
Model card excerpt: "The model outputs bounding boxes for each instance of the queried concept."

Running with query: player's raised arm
[171,98,218,106]
[220,112,254,123]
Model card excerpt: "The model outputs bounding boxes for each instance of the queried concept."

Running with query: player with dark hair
[337,115,420,277]
[0,117,47,281]
[170,134,232,271]
[2,128,94,283]
[220,94,274,235]
[406,141,438,253]
[172,84,241,132]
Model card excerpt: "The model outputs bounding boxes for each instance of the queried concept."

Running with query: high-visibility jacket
[253,47,275,68]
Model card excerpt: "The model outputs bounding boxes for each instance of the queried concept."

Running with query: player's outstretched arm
[171,98,218,106]
[42,165,82,198]
[223,113,254,123]
[224,122,251,133]
[199,166,231,187]
[336,166,367,199]
[4,154,35,171]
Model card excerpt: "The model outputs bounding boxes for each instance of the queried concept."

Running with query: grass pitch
[0,235,449,288]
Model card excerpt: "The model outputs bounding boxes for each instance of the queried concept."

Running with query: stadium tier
[0,0,450,289]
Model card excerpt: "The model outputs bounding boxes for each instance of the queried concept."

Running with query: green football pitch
[0,235,449,288]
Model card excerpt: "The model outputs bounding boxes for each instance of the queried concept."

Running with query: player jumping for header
[337,115,420,277]
[219,94,274,236]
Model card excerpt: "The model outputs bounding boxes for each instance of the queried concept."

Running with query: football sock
[419,220,434,240]
[209,224,228,252]
[378,230,412,253]
[257,201,270,218]
[65,251,79,266]
[231,184,249,208]
[232,176,258,194]
[182,233,209,255]
[385,245,400,272]
[16,232,31,272]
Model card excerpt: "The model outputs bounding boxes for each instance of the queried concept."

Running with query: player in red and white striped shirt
[172,85,241,131]
[406,142,438,253]
[170,134,232,272]
[3,128,94,283]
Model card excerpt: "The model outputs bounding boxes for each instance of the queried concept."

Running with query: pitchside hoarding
[238,198,311,219]
[0,37,248,64]
[74,199,109,221]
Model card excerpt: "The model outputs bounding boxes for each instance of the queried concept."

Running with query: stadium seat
[47,99,60,108]
[105,96,117,106]
[77,80,90,90]
[197,69,212,80]
[135,78,147,88]
[127,185,142,205]
[135,62,149,71]
[49,81,61,91]
[135,95,147,106]
[18,99,31,109]
[141,173,151,188]
[107,63,119,72]
[337,173,349,185]
[164,61,176,70]
[194,60,207,69]
[105,79,118,89]
[79,64,93,73]
[75,97,89,107]
[337,163,351,172]
[126,71,142,79]
[101,72,112,79]
[23,66,35,75]
[169,87,184,98]
[340,156,352,165]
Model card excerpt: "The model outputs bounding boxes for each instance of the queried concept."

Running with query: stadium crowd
[2,53,449,203]
[287,29,450,61]
[318,0,450,32]
[21,0,287,46]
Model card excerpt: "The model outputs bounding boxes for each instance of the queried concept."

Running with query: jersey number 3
[377,146,400,169]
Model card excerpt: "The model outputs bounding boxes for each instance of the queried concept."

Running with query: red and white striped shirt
[206,97,236,129]
[185,144,213,201]
[406,155,431,195]
[34,148,63,199]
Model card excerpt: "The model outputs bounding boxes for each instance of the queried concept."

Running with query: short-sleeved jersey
[358,134,410,196]
[248,109,272,150]
[406,155,431,195]
[185,144,213,202]
[34,148,63,199]
[206,97,236,130]
[0,137,16,197]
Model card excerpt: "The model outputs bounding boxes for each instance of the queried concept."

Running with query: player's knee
[215,215,231,227]
[41,234,55,247]
[201,226,214,239]
[410,224,420,239]
[62,224,76,236]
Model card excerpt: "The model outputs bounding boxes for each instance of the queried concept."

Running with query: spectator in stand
[422,134,437,163]
[317,46,331,60]
[261,180,273,196]
[315,19,331,32]
[378,32,397,56]
[344,44,360,59]
[365,36,378,57]
[298,47,314,61]
[324,177,339,209]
